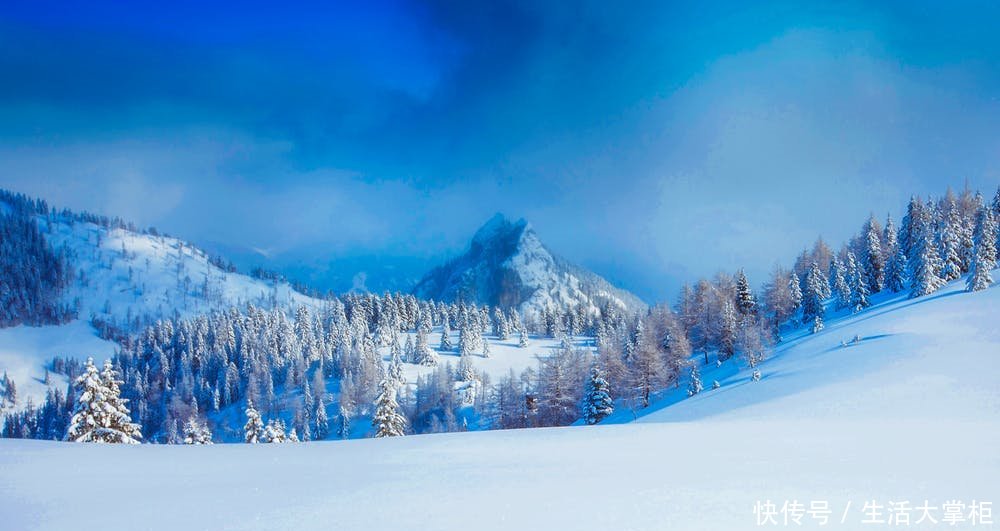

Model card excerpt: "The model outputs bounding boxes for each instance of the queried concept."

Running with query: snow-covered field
[2,277,998,530]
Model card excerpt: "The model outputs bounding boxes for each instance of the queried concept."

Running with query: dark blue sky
[2,1,999,301]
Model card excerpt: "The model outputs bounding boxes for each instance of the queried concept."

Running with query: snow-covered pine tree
[788,272,803,313]
[482,337,491,358]
[734,269,756,316]
[800,263,825,324]
[831,256,851,310]
[582,366,614,424]
[388,347,405,386]
[412,328,439,366]
[263,419,288,443]
[939,200,964,282]
[718,300,737,361]
[518,328,528,348]
[686,364,703,397]
[910,218,946,298]
[885,247,908,293]
[182,416,213,444]
[812,315,824,334]
[967,208,997,292]
[846,251,869,312]
[372,379,407,438]
[314,401,329,440]
[439,319,453,352]
[65,358,142,444]
[862,214,885,293]
[244,400,264,443]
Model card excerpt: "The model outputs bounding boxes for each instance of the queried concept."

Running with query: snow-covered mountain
[413,214,646,317]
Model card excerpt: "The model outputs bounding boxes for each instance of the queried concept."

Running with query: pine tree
[862,214,885,293]
[686,364,703,397]
[263,419,288,443]
[800,263,825,324]
[831,256,851,310]
[314,401,329,440]
[482,337,491,358]
[734,269,756,316]
[182,416,213,444]
[812,315,824,334]
[967,208,997,292]
[910,219,946,298]
[788,272,803,313]
[412,329,439,367]
[439,319,453,352]
[846,251,869,312]
[372,379,407,438]
[582,366,614,424]
[518,328,528,348]
[939,201,964,281]
[885,248,908,293]
[718,300,737,361]
[65,358,142,444]
[244,400,264,443]
[387,347,405,386]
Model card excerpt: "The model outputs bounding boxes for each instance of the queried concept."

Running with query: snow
[0,320,117,410]
[2,276,998,530]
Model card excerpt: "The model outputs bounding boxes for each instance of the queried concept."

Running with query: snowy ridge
[41,215,321,325]
[414,214,646,317]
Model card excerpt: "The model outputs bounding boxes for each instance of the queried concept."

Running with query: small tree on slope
[583,366,614,424]
[372,379,407,438]
[687,364,703,397]
[967,209,997,292]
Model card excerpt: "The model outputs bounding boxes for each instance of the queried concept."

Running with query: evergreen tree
[439,319,453,352]
[967,208,997,292]
[182,416,213,444]
[65,358,142,444]
[518,328,528,348]
[885,248,908,293]
[862,214,885,292]
[387,347,405,386]
[686,364,703,397]
[939,200,964,281]
[263,419,288,443]
[846,251,870,312]
[788,272,803,313]
[244,400,264,443]
[314,401,329,440]
[800,263,825,324]
[910,219,946,298]
[734,269,756,316]
[372,379,407,438]
[582,366,614,424]
[831,256,851,310]
[411,329,439,367]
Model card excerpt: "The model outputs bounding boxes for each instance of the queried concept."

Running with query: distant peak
[472,213,528,246]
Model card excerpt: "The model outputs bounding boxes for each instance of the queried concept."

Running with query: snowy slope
[414,214,647,318]
[41,215,320,323]
[2,276,997,530]
[613,276,1000,425]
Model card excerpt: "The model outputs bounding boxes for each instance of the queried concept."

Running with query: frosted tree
[412,329,439,367]
[182,416,213,444]
[314,401,329,440]
[482,337,491,358]
[967,208,997,292]
[800,263,825,324]
[718,300,737,361]
[910,221,945,298]
[582,366,614,424]
[686,364,703,397]
[439,319,453,352]
[939,202,964,282]
[831,256,851,310]
[244,400,264,443]
[812,315,824,334]
[862,214,885,292]
[387,347,405,386]
[518,328,528,348]
[263,419,288,443]
[65,358,141,444]
[788,272,803,313]
[734,269,756,316]
[885,248,908,293]
[372,379,407,438]
[846,251,869,312]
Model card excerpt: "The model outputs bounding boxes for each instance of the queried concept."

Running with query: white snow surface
[2,276,998,530]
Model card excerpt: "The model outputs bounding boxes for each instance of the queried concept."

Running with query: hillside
[2,275,997,530]
[414,214,647,318]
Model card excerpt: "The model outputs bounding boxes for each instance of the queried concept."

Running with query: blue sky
[1,1,999,301]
